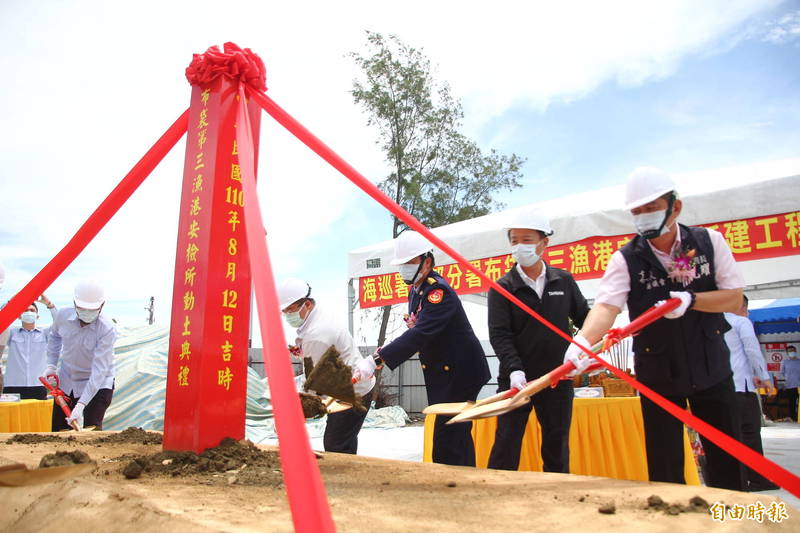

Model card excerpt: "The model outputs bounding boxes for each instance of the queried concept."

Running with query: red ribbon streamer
[0,110,189,334]
[247,88,800,498]
[235,86,336,533]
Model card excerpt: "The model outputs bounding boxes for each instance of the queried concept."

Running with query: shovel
[38,376,81,432]
[422,387,522,415]
[0,462,95,487]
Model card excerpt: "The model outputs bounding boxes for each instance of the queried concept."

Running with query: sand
[1,430,797,532]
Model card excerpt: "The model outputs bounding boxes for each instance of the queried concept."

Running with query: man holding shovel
[353,231,491,466]
[563,167,746,490]
[487,210,590,473]
[278,278,375,454]
[45,280,116,431]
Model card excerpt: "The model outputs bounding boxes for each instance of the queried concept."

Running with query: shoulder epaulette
[426,277,437,285]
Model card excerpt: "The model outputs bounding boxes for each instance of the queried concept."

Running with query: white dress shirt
[47,307,116,403]
[595,227,745,310]
[724,313,770,393]
[295,305,376,398]
[516,262,547,299]
[1,307,58,387]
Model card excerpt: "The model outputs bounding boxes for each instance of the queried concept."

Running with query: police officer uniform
[487,263,589,472]
[379,272,491,466]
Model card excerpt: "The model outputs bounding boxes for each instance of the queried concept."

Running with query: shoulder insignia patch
[427,289,444,304]
[426,277,437,285]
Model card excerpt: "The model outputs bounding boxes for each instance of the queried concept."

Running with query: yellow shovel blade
[446,395,531,424]
[422,402,474,415]
[0,462,95,487]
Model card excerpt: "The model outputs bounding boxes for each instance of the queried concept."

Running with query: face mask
[399,262,424,286]
[75,307,101,323]
[633,209,673,239]
[511,243,542,267]
[20,311,37,324]
[284,302,307,328]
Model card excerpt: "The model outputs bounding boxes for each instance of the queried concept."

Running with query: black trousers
[640,376,745,490]
[323,387,374,454]
[432,385,483,466]
[735,391,774,489]
[487,380,573,473]
[2,386,47,400]
[784,388,798,421]
[51,388,114,431]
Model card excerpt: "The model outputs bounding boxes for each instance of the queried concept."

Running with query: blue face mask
[20,311,37,324]
[511,243,542,267]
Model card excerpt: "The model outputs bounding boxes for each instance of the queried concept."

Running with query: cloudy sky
[1,1,798,344]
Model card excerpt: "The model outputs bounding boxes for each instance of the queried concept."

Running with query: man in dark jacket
[564,167,745,490]
[353,231,490,466]
[487,210,590,472]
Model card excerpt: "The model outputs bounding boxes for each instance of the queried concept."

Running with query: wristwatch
[373,353,384,367]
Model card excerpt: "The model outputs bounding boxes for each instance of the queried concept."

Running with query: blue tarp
[750,298,800,335]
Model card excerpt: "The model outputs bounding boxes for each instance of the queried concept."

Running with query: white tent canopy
[348,160,800,301]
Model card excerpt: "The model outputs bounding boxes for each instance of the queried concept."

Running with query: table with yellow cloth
[0,399,53,432]
[424,397,700,485]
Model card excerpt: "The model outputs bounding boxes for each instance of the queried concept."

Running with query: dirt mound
[91,427,163,445]
[300,393,327,419]
[121,437,282,486]
[39,450,93,468]
[644,494,710,515]
[5,434,76,445]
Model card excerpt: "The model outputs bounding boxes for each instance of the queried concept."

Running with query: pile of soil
[5,434,76,445]
[644,494,710,515]
[304,346,364,411]
[121,437,282,487]
[91,427,162,445]
[300,393,327,419]
[39,450,93,468]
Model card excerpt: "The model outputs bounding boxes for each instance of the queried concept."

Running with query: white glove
[352,356,377,382]
[658,291,692,319]
[563,335,595,377]
[509,370,527,392]
[66,402,85,429]
[42,366,58,388]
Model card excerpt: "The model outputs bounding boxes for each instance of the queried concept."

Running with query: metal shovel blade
[0,462,95,487]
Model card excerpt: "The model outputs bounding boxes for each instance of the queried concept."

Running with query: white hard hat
[74,280,105,309]
[624,167,677,210]
[0,262,5,290]
[277,278,311,309]
[503,208,553,236]
[391,231,433,265]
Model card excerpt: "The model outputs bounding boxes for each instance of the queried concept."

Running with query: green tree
[351,31,524,347]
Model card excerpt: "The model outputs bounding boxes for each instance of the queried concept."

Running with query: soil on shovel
[303,356,314,379]
[300,393,327,419]
[121,437,283,487]
[91,427,163,445]
[39,450,94,468]
[304,346,364,411]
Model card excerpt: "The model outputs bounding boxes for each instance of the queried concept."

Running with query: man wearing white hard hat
[562,167,746,490]
[486,209,590,473]
[0,295,58,400]
[353,230,491,466]
[45,280,116,430]
[278,278,375,454]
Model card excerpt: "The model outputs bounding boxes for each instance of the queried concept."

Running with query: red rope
[0,110,189,333]
[235,87,335,533]
[248,88,800,498]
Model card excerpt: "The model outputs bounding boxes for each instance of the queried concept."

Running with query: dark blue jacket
[379,272,490,404]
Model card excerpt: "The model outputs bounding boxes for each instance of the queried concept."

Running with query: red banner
[358,211,800,308]
[163,76,261,452]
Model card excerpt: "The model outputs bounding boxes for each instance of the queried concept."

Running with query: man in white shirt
[0,295,58,399]
[278,278,376,454]
[724,295,778,491]
[46,281,116,430]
